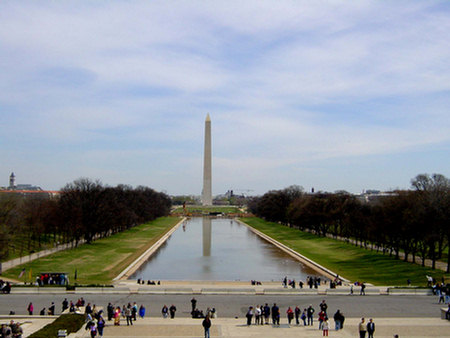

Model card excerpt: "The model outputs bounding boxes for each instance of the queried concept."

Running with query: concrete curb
[113,217,186,281]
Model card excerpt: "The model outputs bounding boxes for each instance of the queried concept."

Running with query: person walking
[367,318,375,338]
[161,305,168,318]
[169,304,177,319]
[359,317,367,338]
[202,314,212,338]
[360,283,366,296]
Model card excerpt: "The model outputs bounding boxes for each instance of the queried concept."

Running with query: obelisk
[202,114,212,205]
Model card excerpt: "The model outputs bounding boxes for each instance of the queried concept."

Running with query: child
[322,319,329,336]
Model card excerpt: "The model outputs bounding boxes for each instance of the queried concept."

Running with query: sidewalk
[26,316,450,338]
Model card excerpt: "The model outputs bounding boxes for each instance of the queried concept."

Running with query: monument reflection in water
[130,217,319,281]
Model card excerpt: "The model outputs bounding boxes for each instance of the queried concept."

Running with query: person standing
[359,317,367,338]
[286,306,294,324]
[139,304,146,319]
[319,300,328,314]
[62,298,69,312]
[255,305,261,325]
[246,306,253,325]
[367,318,375,338]
[97,316,105,337]
[333,309,343,330]
[191,297,197,314]
[318,310,326,330]
[322,318,329,336]
[301,309,307,326]
[307,305,315,326]
[48,302,55,316]
[132,302,138,321]
[263,303,270,325]
[107,303,114,321]
[271,303,280,325]
[114,306,121,326]
[202,314,211,338]
[125,305,133,326]
[169,304,177,319]
[294,306,301,325]
[27,303,34,315]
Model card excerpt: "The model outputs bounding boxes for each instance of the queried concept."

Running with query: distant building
[356,190,397,204]
[1,172,60,198]
[9,172,16,189]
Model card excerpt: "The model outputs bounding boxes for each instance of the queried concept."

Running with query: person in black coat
[367,318,375,338]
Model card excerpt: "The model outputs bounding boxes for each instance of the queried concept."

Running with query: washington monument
[202,114,212,205]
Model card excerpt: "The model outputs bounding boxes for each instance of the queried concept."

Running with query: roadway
[0,293,444,318]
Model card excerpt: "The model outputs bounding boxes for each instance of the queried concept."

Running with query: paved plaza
[2,315,449,338]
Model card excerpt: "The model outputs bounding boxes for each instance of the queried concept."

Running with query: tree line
[0,178,171,261]
[248,174,450,272]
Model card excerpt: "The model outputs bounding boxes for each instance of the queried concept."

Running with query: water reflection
[203,217,211,257]
[130,217,320,281]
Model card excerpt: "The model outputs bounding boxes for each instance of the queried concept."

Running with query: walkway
[10,316,449,338]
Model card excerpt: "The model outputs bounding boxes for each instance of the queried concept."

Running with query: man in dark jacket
[202,314,211,338]
[367,318,375,338]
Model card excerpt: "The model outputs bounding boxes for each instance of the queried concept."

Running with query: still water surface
[130,217,319,281]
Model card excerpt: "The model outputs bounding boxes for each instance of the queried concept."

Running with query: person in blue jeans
[202,314,212,338]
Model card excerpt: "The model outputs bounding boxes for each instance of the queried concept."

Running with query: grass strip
[240,217,449,286]
[2,217,181,285]
[28,313,85,338]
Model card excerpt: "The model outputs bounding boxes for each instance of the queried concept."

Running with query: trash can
[57,329,67,337]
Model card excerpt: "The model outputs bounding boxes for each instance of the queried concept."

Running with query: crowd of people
[1,320,23,338]
[432,282,450,304]
[243,299,346,334]
[281,275,343,289]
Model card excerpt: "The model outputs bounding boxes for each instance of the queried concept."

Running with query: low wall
[113,218,186,281]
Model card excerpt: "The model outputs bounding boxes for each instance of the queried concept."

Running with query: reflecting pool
[130,217,320,281]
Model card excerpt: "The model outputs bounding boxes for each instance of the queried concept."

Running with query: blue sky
[1,1,449,195]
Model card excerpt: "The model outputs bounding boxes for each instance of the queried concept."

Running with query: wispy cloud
[1,1,449,194]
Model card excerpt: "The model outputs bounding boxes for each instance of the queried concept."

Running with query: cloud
[0,1,449,194]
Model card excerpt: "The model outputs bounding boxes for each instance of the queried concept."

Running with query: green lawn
[2,216,181,285]
[240,217,449,286]
[28,314,85,338]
